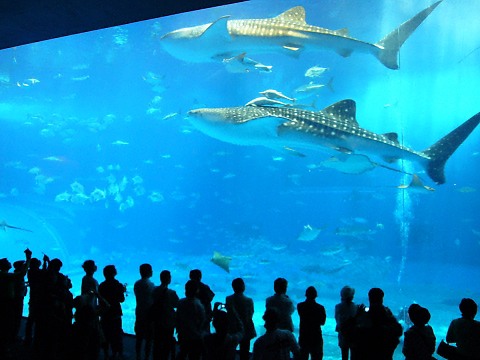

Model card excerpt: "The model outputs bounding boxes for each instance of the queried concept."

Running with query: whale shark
[187,100,480,184]
[160,2,442,69]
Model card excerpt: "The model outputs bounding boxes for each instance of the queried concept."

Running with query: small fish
[28,167,41,175]
[70,181,84,194]
[223,173,236,179]
[90,188,106,202]
[294,82,325,98]
[245,97,289,107]
[259,89,295,102]
[55,192,71,202]
[71,75,90,81]
[111,140,129,146]
[149,191,164,203]
[132,175,143,185]
[297,224,323,242]
[456,186,476,193]
[43,156,64,162]
[162,112,179,120]
[71,193,90,204]
[304,66,328,78]
[222,53,272,74]
[143,71,165,86]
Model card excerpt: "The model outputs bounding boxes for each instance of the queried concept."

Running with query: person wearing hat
[402,304,436,359]
[335,285,359,360]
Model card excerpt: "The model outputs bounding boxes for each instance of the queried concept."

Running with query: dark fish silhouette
[0,220,33,233]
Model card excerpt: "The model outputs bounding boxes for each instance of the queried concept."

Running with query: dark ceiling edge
[0,0,247,50]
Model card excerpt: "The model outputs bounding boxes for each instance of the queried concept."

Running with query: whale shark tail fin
[375,1,442,69]
[422,112,480,184]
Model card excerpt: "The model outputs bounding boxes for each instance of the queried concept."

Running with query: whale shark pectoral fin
[283,146,306,157]
[322,154,377,174]
[201,15,231,40]
[282,44,304,58]
[274,6,307,25]
[382,156,400,163]
[334,146,354,154]
[336,48,353,57]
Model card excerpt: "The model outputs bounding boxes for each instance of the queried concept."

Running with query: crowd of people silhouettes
[0,248,479,360]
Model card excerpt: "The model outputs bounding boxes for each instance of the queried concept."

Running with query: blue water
[1,1,480,358]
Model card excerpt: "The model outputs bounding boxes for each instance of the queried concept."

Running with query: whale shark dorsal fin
[201,15,231,39]
[335,28,349,37]
[383,132,399,144]
[322,100,358,126]
[274,6,306,25]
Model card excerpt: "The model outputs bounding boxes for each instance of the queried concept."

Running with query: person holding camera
[204,302,244,360]
[352,287,402,360]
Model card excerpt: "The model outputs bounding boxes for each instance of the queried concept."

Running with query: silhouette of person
[98,264,126,360]
[176,279,206,360]
[189,269,215,333]
[134,263,155,360]
[265,277,295,332]
[151,270,179,360]
[352,287,402,360]
[203,302,244,360]
[12,259,28,342]
[297,286,326,360]
[225,278,256,360]
[70,294,102,360]
[402,304,436,360]
[0,248,32,358]
[446,298,480,359]
[334,285,359,360]
[252,307,300,360]
[37,256,74,360]
[81,260,99,309]
[24,257,43,347]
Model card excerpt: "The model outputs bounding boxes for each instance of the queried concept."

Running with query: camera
[214,302,227,311]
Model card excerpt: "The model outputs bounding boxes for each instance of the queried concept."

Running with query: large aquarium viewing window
[1,0,479,357]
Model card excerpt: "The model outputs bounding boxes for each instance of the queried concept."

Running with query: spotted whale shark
[160,2,442,69]
[187,100,480,184]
